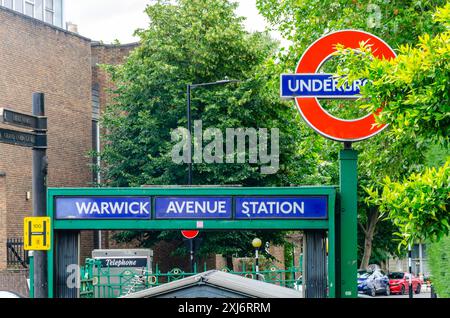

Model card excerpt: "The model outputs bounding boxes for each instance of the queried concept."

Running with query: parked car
[358,269,390,297]
[388,272,422,295]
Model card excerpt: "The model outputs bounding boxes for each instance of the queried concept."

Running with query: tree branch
[358,222,368,236]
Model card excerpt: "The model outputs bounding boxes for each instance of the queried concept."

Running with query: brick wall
[0,8,93,265]
[0,175,7,270]
[81,43,136,263]
[0,269,29,297]
[91,42,138,116]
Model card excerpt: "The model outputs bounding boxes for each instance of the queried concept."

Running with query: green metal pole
[29,251,34,298]
[338,146,358,298]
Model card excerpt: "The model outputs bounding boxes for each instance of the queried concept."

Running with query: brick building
[0,4,300,297]
[0,4,137,294]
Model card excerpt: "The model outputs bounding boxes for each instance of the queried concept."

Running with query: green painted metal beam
[52,219,330,230]
[29,253,34,298]
[338,149,358,298]
[48,186,337,197]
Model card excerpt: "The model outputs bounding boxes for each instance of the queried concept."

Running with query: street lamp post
[187,79,241,185]
[252,238,262,281]
[185,79,240,273]
[408,244,414,299]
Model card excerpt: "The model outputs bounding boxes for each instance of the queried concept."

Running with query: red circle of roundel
[181,230,199,239]
[295,30,396,142]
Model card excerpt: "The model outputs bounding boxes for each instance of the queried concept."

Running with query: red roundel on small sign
[294,30,397,142]
[181,230,199,239]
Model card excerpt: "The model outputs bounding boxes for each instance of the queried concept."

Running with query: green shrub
[428,235,450,297]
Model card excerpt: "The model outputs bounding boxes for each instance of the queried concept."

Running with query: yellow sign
[24,217,51,251]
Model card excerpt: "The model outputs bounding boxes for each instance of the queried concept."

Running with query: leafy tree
[256,0,445,268]
[355,133,426,268]
[100,0,323,264]
[358,217,406,266]
[335,2,450,145]
[367,159,449,246]
[337,3,450,247]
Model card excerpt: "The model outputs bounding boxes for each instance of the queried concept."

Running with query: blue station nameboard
[235,196,328,219]
[55,197,152,219]
[155,197,233,219]
[54,196,329,220]
[280,74,367,99]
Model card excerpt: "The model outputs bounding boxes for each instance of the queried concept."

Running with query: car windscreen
[388,273,405,279]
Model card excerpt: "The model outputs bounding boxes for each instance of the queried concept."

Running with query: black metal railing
[6,238,28,268]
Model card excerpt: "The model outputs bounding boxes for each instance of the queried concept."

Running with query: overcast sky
[65,0,273,44]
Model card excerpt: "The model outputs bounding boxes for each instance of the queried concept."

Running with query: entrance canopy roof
[121,270,303,298]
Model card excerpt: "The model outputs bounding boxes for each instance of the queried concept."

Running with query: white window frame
[44,0,54,24]
[1,0,59,26]
[24,0,35,18]
[0,0,14,9]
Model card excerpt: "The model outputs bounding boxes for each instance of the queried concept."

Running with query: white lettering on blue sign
[55,197,152,219]
[235,197,328,219]
[75,201,150,216]
[155,197,233,219]
[241,201,305,216]
[281,74,368,99]
[166,200,228,214]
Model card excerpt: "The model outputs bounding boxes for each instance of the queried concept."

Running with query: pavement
[359,291,432,299]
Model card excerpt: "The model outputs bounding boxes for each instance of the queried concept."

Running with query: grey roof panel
[122,270,303,298]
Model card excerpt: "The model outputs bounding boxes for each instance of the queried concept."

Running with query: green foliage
[335,2,450,145]
[101,0,320,188]
[257,0,447,66]
[426,144,450,167]
[100,0,325,258]
[357,218,406,264]
[428,235,450,297]
[257,0,447,265]
[367,159,450,246]
[331,3,450,249]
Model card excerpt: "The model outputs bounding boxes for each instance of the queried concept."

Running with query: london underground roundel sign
[281,30,396,142]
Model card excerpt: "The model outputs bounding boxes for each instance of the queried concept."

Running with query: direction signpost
[0,108,47,148]
[0,108,47,130]
[0,128,40,148]
[0,94,48,298]
[31,93,48,299]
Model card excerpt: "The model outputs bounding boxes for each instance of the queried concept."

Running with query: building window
[14,0,23,13]
[2,0,62,27]
[44,0,53,24]
[2,0,14,9]
[54,0,62,27]
[24,0,35,17]
[35,0,43,20]
[92,84,100,121]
